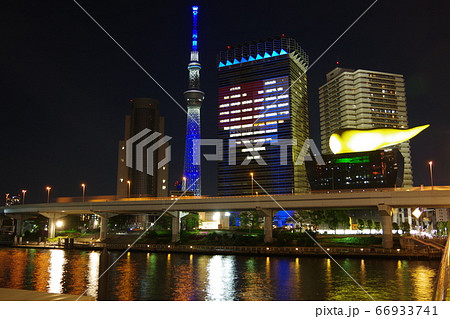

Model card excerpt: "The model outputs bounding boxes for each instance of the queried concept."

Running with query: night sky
[1,0,449,203]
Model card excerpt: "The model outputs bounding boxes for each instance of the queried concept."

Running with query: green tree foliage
[374,221,381,232]
[366,219,374,234]
[309,210,325,231]
[357,219,365,231]
[181,213,199,230]
[392,222,399,234]
[400,222,411,234]
[336,211,350,233]
[324,210,340,234]
[155,215,172,231]
[239,211,260,233]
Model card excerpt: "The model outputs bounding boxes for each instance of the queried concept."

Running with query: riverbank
[2,240,442,260]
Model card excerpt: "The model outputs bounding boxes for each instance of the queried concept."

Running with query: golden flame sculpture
[329,124,429,154]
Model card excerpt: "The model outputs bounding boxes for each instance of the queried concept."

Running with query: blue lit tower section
[183,6,204,195]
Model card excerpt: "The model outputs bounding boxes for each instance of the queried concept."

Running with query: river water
[0,247,440,301]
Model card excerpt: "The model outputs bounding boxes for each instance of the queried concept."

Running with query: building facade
[116,98,168,198]
[217,36,309,196]
[306,149,404,190]
[319,67,413,187]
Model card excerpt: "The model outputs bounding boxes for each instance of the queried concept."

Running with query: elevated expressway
[2,188,450,248]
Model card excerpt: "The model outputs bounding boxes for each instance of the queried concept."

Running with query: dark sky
[1,0,449,203]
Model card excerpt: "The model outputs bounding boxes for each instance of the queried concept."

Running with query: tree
[366,219,374,234]
[338,211,350,234]
[357,219,365,232]
[239,211,260,233]
[181,213,199,230]
[400,222,411,235]
[324,210,340,234]
[392,222,399,234]
[374,221,381,233]
[292,210,310,231]
[309,210,325,231]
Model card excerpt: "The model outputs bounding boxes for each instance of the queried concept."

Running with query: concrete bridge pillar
[8,214,30,237]
[14,215,23,237]
[378,204,394,249]
[95,213,117,241]
[259,209,273,243]
[168,212,188,242]
[40,213,67,238]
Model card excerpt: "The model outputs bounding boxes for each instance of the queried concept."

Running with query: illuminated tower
[182,6,204,195]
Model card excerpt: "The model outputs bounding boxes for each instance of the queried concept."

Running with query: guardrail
[433,235,450,301]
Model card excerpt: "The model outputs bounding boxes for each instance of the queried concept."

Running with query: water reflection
[0,248,441,301]
[206,255,236,300]
[48,250,66,294]
[86,252,99,297]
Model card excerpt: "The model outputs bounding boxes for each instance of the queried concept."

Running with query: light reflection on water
[0,247,441,301]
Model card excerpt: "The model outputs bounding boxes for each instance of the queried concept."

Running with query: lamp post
[22,190,27,204]
[250,172,254,195]
[127,180,131,198]
[182,176,187,192]
[46,187,51,203]
[428,161,434,190]
[81,183,86,202]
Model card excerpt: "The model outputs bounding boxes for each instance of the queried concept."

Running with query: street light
[428,161,434,190]
[182,176,187,192]
[46,187,51,203]
[81,183,86,202]
[250,172,254,195]
[22,190,27,204]
[127,180,131,198]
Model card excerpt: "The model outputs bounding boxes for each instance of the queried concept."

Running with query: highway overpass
[2,187,450,248]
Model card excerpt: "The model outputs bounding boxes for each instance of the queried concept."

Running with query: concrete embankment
[7,241,443,260]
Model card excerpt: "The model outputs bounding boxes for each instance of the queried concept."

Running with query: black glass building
[217,36,309,196]
[306,149,404,190]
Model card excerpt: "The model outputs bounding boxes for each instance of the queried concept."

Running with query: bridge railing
[433,235,450,301]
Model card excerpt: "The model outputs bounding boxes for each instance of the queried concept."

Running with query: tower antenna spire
[191,6,199,52]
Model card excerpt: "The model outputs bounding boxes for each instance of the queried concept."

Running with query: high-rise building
[217,36,309,196]
[116,98,168,198]
[182,6,204,196]
[319,67,413,187]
